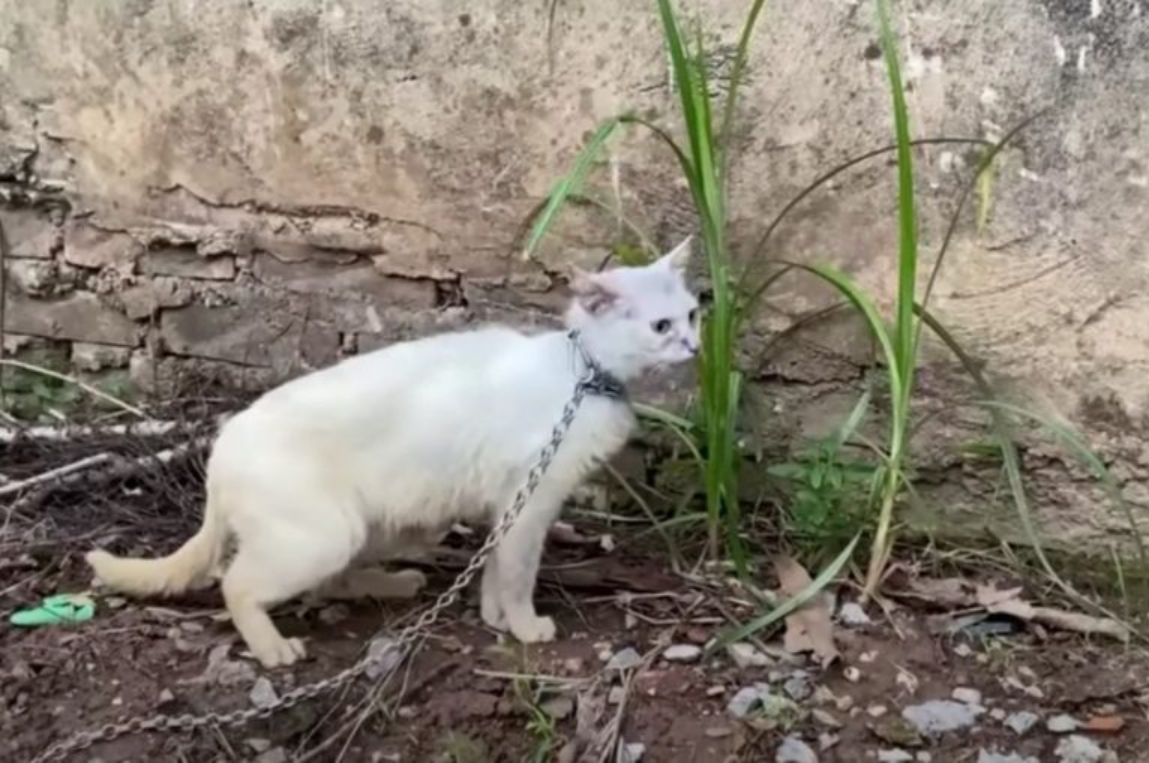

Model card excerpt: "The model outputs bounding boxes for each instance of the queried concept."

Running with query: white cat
[86,238,699,668]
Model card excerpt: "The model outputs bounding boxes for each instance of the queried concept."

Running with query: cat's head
[564,237,700,379]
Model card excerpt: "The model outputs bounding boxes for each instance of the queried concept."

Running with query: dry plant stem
[0,453,114,498]
[0,420,186,443]
[0,359,152,420]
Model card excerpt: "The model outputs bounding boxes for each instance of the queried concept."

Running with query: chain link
[31,334,599,763]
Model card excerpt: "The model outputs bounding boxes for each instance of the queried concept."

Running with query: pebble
[843,666,862,683]
[952,687,983,706]
[249,677,279,709]
[1047,714,1080,734]
[727,642,772,669]
[563,657,585,674]
[902,699,984,735]
[706,685,726,697]
[783,671,814,701]
[606,647,643,672]
[868,704,889,718]
[253,748,288,763]
[838,601,871,627]
[366,637,402,680]
[776,736,819,763]
[728,685,765,719]
[663,644,702,663]
[878,751,914,763]
[157,689,175,705]
[811,708,841,728]
[990,708,1008,721]
[817,732,839,751]
[621,742,646,762]
[977,751,1039,763]
[1005,710,1039,735]
[953,643,974,657]
[245,738,271,753]
[1054,735,1104,763]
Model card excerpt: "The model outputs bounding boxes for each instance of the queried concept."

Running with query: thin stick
[0,453,112,498]
[0,420,187,443]
[0,359,152,420]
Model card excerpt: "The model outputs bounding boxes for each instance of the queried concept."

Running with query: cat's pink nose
[683,337,699,355]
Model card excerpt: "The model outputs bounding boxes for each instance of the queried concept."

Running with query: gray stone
[620,742,645,762]
[147,246,236,280]
[248,677,278,709]
[727,685,764,719]
[606,647,643,672]
[775,736,818,763]
[951,687,983,706]
[1047,714,1080,733]
[254,252,437,309]
[662,644,702,663]
[902,700,984,735]
[253,748,288,763]
[878,751,914,763]
[63,220,141,273]
[365,637,402,680]
[71,342,131,372]
[783,671,814,701]
[1004,710,1039,735]
[726,642,772,669]
[837,601,870,627]
[1054,735,1105,763]
[7,291,142,346]
[1,208,59,259]
[977,750,1039,763]
[117,277,193,320]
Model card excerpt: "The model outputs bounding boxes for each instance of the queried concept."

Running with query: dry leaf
[774,555,839,667]
[1083,715,1126,733]
[975,583,1024,608]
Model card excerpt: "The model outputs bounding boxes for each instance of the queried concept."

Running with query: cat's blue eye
[652,319,672,334]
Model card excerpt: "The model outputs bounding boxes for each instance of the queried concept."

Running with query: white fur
[86,240,699,667]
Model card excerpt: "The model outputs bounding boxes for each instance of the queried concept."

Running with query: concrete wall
[2,1,1147,552]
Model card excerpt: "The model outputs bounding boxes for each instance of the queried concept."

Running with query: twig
[0,453,113,498]
[0,358,152,420]
[0,420,188,443]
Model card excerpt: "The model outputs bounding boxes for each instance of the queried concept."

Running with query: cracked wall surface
[1,0,1147,553]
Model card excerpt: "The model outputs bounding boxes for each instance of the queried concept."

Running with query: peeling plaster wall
[1,0,1147,552]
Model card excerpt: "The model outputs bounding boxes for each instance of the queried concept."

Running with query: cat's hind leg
[222,505,365,668]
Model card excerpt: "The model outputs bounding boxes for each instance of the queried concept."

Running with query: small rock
[254,748,288,763]
[878,751,914,763]
[706,685,726,697]
[728,685,764,719]
[366,637,402,680]
[663,644,703,663]
[621,742,646,762]
[606,647,643,671]
[1054,735,1104,763]
[783,671,814,701]
[245,738,272,753]
[1005,710,1039,735]
[318,604,350,625]
[776,736,819,763]
[1083,715,1125,733]
[812,708,841,728]
[952,687,983,706]
[868,704,889,718]
[595,642,613,662]
[705,725,734,739]
[990,708,1008,721]
[902,699,984,735]
[1047,714,1080,734]
[916,754,932,763]
[157,689,175,705]
[541,696,574,720]
[838,602,871,627]
[563,657,585,674]
[977,750,1039,763]
[817,732,839,751]
[249,678,279,709]
[953,643,974,658]
[727,642,771,669]
[843,666,861,683]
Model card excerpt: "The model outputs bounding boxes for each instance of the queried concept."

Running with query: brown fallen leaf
[1083,715,1126,733]
[976,583,1130,642]
[774,555,840,668]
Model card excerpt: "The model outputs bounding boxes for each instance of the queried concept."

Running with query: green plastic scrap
[9,593,96,627]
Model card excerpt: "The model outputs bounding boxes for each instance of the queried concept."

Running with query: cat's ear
[654,235,693,274]
[570,267,621,315]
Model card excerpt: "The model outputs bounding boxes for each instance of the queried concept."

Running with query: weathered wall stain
[1,0,1148,551]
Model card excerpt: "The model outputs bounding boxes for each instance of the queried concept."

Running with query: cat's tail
[86,491,227,597]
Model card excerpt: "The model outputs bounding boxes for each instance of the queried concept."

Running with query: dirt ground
[3,422,1149,763]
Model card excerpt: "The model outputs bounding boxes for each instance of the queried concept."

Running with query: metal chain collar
[32,331,607,763]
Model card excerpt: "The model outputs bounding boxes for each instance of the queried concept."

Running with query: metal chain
[32,335,599,763]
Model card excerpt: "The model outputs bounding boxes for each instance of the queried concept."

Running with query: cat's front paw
[481,593,508,630]
[509,614,556,644]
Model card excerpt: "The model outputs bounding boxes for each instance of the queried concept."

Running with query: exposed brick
[72,342,132,372]
[118,278,194,320]
[7,291,143,346]
[0,208,60,259]
[253,253,438,310]
[160,298,340,370]
[146,246,236,280]
[63,220,142,273]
